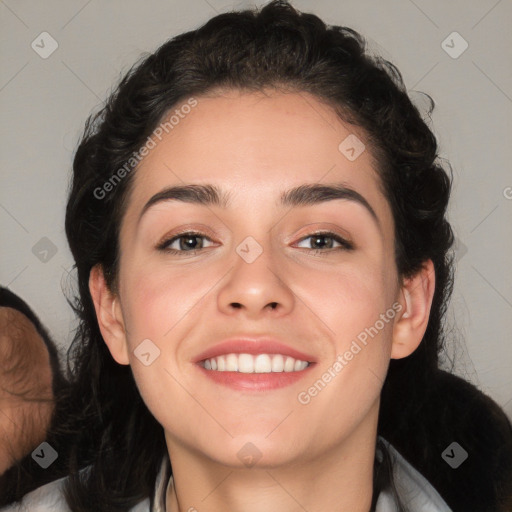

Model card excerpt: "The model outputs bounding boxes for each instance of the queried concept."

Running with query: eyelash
[156,230,354,256]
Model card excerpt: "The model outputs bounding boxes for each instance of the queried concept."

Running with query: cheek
[120,246,397,353]
[294,262,394,344]
[292,259,397,413]
[119,260,210,343]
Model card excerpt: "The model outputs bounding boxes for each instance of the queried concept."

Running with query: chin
[206,433,305,469]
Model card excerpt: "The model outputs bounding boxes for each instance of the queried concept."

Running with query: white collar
[151,454,172,511]
[151,439,452,512]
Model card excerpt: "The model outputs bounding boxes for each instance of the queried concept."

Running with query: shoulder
[0,476,70,512]
[377,438,453,512]
[383,370,512,510]
[0,477,151,512]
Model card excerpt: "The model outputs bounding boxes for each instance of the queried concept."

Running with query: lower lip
[196,364,315,391]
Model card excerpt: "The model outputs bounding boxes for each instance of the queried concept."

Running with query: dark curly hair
[1,1,511,511]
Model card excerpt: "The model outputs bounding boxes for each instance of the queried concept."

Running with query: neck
[165,403,379,512]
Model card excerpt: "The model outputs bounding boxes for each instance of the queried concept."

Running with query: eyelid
[156,223,217,245]
[293,231,354,251]
[288,223,354,246]
[157,229,354,255]
[156,229,216,252]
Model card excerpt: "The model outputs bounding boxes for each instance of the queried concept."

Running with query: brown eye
[295,232,354,252]
[157,232,214,254]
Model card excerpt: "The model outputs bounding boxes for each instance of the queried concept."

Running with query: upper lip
[193,337,316,364]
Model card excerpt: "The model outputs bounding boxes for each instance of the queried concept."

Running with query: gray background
[1,0,511,419]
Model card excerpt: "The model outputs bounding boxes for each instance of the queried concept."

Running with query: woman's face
[112,89,403,468]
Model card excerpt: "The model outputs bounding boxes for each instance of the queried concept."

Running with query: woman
[1,1,511,510]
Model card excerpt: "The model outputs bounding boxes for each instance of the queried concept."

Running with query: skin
[0,307,54,474]
[90,89,435,512]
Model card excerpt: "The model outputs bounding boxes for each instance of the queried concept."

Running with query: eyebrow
[138,182,380,228]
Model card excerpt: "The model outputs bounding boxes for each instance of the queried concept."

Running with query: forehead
[123,90,393,233]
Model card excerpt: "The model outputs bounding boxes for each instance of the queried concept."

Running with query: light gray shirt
[0,440,452,511]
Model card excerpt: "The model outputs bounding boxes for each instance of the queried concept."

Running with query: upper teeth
[202,353,309,373]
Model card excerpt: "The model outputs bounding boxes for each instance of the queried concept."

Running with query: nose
[217,239,295,319]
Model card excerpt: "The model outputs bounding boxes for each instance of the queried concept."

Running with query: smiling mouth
[200,353,310,373]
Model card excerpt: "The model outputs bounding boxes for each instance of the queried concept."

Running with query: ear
[89,264,130,365]
[391,259,436,359]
